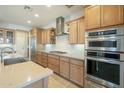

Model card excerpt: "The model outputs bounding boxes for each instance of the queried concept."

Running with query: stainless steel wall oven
[85,27,124,88]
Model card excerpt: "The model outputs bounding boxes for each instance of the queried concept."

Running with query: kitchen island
[0,61,53,88]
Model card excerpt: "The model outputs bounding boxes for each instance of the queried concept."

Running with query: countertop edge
[38,50,85,61]
[16,68,53,88]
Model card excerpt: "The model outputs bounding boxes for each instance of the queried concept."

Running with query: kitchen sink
[4,57,27,65]
[49,51,67,54]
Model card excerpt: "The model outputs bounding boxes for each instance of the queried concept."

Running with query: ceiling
[0,5,83,28]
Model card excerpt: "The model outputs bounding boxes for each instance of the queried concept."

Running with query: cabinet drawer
[60,57,69,62]
[48,54,59,59]
[41,52,47,56]
[41,56,47,61]
[70,59,84,67]
[48,63,59,74]
[48,57,59,66]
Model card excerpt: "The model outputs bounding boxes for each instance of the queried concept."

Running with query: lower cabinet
[60,57,70,79]
[37,52,84,87]
[31,54,37,62]
[48,54,60,74]
[41,52,48,67]
[48,63,60,74]
[37,52,41,64]
[70,59,84,86]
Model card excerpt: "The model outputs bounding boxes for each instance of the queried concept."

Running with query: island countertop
[0,61,53,88]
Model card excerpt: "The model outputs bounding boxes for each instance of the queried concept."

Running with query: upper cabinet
[69,20,78,44]
[85,5,101,30]
[77,17,85,44]
[85,5,124,30]
[101,5,123,27]
[31,28,43,44]
[31,28,56,44]
[68,17,85,44]
[42,28,56,44]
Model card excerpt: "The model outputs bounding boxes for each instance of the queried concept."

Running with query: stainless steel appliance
[85,50,124,88]
[85,28,124,52]
[30,36,37,62]
[85,27,124,88]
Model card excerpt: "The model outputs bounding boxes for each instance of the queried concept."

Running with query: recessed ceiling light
[35,14,39,17]
[46,5,51,7]
[27,20,31,24]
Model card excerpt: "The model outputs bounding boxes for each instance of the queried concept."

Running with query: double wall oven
[85,28,124,88]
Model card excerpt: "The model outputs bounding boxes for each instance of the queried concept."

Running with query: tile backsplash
[38,35,85,57]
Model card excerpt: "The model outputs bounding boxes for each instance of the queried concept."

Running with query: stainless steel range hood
[56,16,68,35]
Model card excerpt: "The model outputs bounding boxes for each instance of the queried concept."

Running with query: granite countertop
[0,61,53,88]
[38,50,85,61]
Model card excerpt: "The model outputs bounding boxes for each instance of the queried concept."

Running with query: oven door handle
[86,57,121,65]
[87,37,121,41]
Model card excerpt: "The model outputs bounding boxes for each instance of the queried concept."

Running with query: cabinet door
[70,59,84,86]
[31,54,37,62]
[60,57,70,79]
[48,55,60,74]
[77,18,85,44]
[46,30,50,44]
[70,63,84,86]
[69,20,78,44]
[37,53,41,64]
[41,30,46,44]
[85,5,100,30]
[101,5,123,27]
[41,53,48,67]
[37,29,41,44]
[0,29,4,44]
[48,63,59,74]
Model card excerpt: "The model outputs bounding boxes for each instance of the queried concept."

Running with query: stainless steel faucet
[0,47,15,67]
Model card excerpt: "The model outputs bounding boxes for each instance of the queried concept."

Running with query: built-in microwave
[85,28,124,52]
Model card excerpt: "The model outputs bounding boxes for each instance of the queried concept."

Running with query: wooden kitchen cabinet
[41,52,48,67]
[41,30,46,44]
[41,28,56,44]
[60,57,70,79]
[77,17,85,44]
[31,54,37,63]
[31,28,43,44]
[69,20,78,44]
[37,52,42,64]
[70,58,84,86]
[101,5,123,27]
[68,17,85,44]
[85,5,101,30]
[48,54,60,74]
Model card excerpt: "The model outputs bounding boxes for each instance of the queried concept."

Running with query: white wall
[40,35,84,58]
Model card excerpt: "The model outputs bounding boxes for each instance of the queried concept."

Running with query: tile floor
[48,74,80,88]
